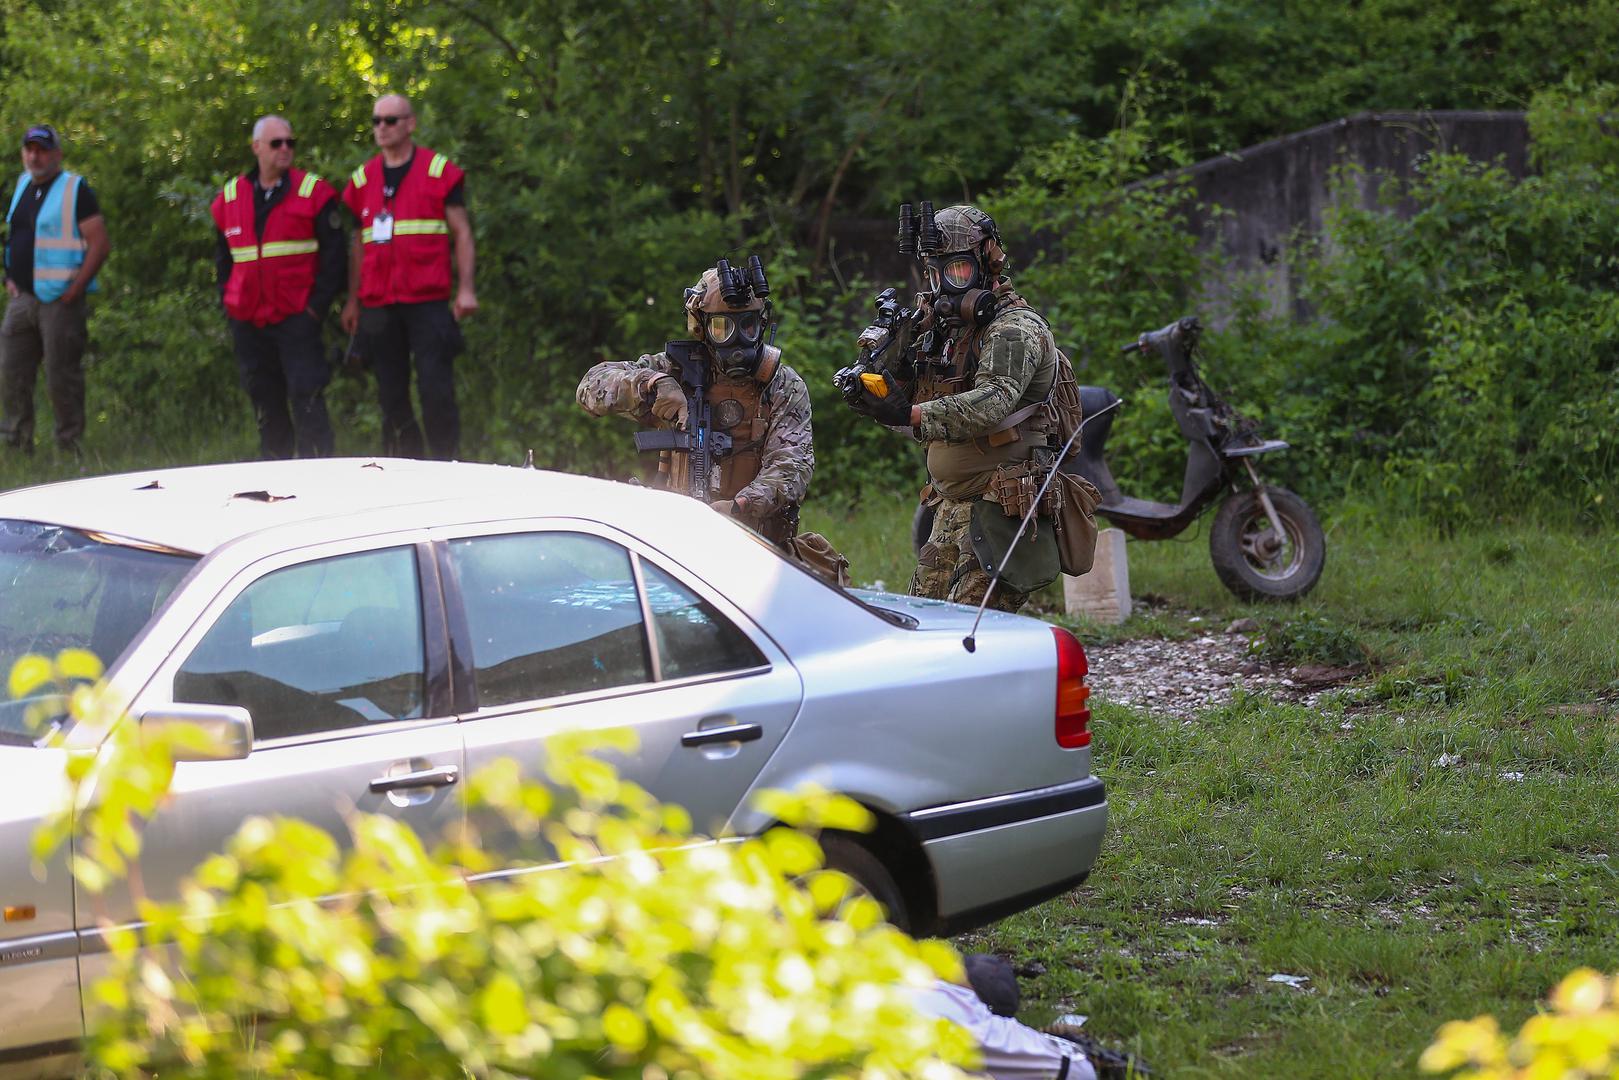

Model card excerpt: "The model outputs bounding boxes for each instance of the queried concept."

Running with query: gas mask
[898,201,1007,329]
[685,257,772,378]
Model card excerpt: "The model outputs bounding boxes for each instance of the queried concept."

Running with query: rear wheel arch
[820,806,937,936]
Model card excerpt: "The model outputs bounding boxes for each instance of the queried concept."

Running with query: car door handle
[681,722,763,748]
[369,765,459,793]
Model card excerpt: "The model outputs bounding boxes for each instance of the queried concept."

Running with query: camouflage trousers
[910,497,1029,614]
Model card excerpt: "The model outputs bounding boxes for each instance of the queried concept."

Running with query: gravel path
[1081,620,1350,718]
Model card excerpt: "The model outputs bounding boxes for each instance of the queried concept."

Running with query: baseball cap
[22,125,59,150]
[964,952,1021,1018]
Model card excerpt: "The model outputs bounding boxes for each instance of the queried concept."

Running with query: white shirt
[911,981,1097,1080]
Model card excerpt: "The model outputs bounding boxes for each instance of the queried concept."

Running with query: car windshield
[0,519,197,746]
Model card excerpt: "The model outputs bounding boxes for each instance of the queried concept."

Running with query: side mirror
[138,704,254,762]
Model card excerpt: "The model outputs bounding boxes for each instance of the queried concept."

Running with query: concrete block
[1064,528,1131,624]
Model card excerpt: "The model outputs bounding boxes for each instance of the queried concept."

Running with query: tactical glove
[647,375,689,427]
[848,370,914,427]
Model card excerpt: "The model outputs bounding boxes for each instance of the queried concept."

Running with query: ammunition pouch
[984,459,1064,538]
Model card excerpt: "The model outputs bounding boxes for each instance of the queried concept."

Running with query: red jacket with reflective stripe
[340,148,464,306]
[210,168,333,327]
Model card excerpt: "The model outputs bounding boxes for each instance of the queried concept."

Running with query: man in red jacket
[340,93,477,460]
[211,114,344,458]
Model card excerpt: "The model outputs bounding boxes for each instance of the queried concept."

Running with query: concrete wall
[1172,111,1529,316]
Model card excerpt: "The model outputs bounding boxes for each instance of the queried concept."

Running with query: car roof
[0,458,653,554]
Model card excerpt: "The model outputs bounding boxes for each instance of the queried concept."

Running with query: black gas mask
[695,256,772,378]
[899,201,999,329]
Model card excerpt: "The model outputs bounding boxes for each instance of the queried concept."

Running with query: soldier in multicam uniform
[578,262,847,581]
[842,204,1063,613]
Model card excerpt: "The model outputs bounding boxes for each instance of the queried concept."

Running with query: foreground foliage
[1422,968,1619,1080]
[27,686,974,1078]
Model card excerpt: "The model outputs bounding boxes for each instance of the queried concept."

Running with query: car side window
[174,547,426,741]
[640,561,765,679]
[448,532,651,708]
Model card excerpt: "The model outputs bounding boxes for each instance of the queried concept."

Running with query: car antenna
[963,397,1125,653]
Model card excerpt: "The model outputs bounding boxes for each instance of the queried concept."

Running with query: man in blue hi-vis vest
[2,124,110,453]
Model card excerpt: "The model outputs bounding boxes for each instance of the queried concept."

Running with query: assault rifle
[634,339,733,501]
[833,287,928,404]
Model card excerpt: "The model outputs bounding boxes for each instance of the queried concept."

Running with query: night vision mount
[715,255,771,308]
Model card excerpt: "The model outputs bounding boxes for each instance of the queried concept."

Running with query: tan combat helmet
[683,266,766,339]
[932,204,1008,273]
[683,259,775,378]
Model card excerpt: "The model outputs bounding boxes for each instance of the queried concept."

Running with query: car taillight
[1053,626,1091,748]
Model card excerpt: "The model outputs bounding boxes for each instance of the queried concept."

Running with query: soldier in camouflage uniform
[578,262,846,580]
[844,205,1060,613]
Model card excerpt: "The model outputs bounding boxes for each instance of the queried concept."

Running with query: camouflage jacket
[915,284,1057,445]
[575,350,815,515]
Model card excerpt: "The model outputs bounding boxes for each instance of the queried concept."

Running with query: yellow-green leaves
[76,733,974,1078]
[1422,968,1619,1078]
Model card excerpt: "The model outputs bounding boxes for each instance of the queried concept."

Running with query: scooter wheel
[1209,486,1325,600]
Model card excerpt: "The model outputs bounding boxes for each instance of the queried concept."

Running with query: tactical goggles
[702,309,763,346]
[925,253,979,293]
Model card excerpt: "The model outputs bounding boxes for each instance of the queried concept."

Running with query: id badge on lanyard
[372,209,394,243]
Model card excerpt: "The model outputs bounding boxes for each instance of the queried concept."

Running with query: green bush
[22,650,977,1078]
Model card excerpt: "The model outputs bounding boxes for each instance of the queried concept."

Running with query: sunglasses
[265,137,297,149]
[371,115,408,127]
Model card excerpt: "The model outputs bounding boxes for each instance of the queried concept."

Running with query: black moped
[911,316,1326,600]
[1074,316,1325,599]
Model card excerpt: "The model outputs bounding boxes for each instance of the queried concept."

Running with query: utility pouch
[1050,470,1102,576]
[968,498,1060,595]
[786,531,851,587]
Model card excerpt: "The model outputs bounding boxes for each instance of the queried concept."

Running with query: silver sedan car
[0,459,1106,1076]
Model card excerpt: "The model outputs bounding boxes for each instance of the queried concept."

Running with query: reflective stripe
[350,166,367,188]
[428,153,448,179]
[297,173,319,198]
[362,218,449,243]
[259,239,318,257]
[229,248,258,263]
[223,176,240,202]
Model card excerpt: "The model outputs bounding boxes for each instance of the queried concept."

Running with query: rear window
[0,520,196,745]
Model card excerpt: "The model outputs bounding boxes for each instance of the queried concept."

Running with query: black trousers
[357,301,463,460]
[231,314,334,459]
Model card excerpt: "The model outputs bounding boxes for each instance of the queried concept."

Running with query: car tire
[820,833,911,933]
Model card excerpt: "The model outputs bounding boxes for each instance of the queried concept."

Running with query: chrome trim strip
[456,664,774,723]
[907,780,1087,820]
[250,712,460,751]
[0,929,77,968]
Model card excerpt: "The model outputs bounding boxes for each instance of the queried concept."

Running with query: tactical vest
[917,287,1059,500]
[341,148,463,306]
[210,168,332,327]
[7,171,98,304]
[663,348,783,503]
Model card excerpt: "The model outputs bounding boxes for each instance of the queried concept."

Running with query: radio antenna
[962,397,1125,653]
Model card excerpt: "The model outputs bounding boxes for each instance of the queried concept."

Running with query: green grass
[944,503,1619,1078]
